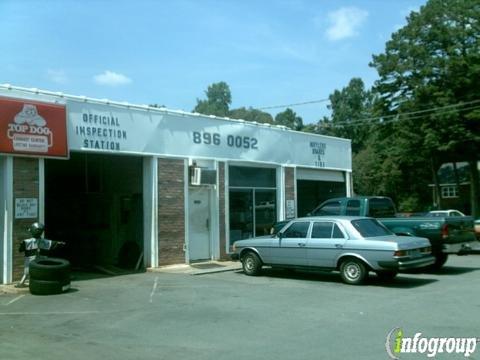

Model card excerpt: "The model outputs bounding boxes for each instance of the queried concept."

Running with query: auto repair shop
[0,84,352,284]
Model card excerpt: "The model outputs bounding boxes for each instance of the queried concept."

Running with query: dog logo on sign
[14,104,47,127]
[7,104,52,153]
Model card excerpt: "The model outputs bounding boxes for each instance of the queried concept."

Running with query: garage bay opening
[44,153,144,273]
[296,169,347,217]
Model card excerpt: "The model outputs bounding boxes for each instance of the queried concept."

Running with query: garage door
[296,169,346,217]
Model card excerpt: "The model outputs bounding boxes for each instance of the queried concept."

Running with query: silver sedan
[231,216,435,285]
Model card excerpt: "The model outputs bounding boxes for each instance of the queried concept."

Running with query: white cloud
[47,69,67,84]
[326,7,368,41]
[93,70,132,86]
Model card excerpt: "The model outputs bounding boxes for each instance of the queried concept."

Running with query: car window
[346,200,361,216]
[313,201,341,216]
[311,222,345,239]
[368,198,396,217]
[351,219,392,237]
[332,224,345,239]
[312,222,333,238]
[283,222,310,238]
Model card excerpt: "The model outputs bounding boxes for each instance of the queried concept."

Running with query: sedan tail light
[394,250,407,257]
[442,224,449,239]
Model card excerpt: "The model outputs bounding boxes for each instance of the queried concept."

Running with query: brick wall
[285,167,296,218]
[12,157,39,281]
[218,162,228,259]
[158,158,185,265]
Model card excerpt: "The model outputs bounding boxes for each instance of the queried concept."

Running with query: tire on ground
[339,258,368,285]
[29,278,71,296]
[431,253,448,270]
[241,251,262,276]
[29,257,71,282]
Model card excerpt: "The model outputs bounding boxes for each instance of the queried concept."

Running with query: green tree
[229,107,274,124]
[274,108,303,130]
[194,81,232,117]
[370,0,480,214]
[319,78,374,154]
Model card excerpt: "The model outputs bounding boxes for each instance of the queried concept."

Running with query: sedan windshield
[351,219,392,237]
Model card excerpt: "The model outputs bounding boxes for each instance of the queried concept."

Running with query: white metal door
[189,187,211,261]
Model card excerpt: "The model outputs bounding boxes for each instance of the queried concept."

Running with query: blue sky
[0,0,426,124]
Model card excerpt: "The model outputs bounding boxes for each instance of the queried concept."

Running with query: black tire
[29,278,71,296]
[340,258,368,285]
[241,252,262,276]
[376,271,398,281]
[432,253,448,269]
[29,257,71,282]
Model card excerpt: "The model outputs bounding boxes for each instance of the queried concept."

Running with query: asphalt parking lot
[1,255,479,360]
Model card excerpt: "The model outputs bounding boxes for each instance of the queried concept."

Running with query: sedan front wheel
[242,252,262,276]
[340,258,367,285]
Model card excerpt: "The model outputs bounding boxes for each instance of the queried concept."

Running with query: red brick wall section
[218,162,228,259]
[12,157,39,281]
[158,158,185,266]
[285,167,296,218]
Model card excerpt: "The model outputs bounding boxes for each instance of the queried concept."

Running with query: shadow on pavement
[235,268,437,288]
[70,267,145,282]
[406,265,480,276]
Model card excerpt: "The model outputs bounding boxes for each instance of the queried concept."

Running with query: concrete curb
[148,261,242,275]
[191,264,242,276]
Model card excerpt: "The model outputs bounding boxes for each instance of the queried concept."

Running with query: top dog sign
[0,97,68,158]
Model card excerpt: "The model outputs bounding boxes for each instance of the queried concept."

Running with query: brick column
[12,157,39,281]
[284,167,296,218]
[158,158,185,266]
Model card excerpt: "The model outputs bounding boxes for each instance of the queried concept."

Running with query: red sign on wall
[0,96,68,158]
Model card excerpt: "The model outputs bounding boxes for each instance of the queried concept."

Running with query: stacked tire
[29,257,71,295]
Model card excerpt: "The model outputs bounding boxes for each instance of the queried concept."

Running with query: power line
[257,98,330,110]
[320,100,480,128]
[327,104,480,128]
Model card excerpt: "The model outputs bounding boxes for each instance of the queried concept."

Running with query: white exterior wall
[0,85,353,280]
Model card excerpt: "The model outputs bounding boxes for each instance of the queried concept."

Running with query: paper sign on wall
[286,200,295,219]
[15,198,38,219]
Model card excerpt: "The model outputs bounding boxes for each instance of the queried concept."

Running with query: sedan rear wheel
[340,258,367,285]
[242,252,262,276]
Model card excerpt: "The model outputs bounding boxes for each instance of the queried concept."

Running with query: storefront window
[229,189,254,243]
[229,166,277,246]
[255,189,276,236]
[229,166,276,187]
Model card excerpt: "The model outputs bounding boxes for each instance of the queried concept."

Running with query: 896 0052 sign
[192,131,258,150]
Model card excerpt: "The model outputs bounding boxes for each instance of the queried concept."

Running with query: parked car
[273,197,477,269]
[426,210,466,217]
[232,216,434,285]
